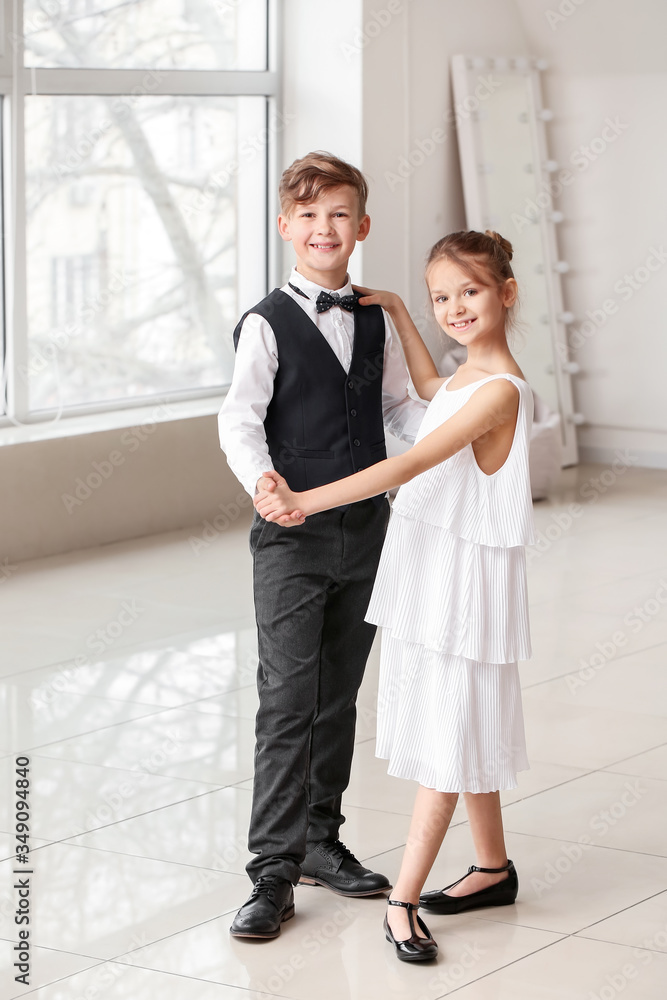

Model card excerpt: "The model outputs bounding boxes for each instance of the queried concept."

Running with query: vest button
[353,438,361,447]
[347,380,355,389]
[350,408,357,417]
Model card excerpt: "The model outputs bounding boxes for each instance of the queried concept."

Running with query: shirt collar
[288,267,353,300]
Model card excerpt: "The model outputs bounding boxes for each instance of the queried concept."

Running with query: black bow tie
[315,290,359,313]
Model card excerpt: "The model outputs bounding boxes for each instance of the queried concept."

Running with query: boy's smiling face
[278,185,370,288]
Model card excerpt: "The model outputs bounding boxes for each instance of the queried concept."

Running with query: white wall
[361,0,531,359]
[516,0,667,466]
[361,0,667,466]
[0,415,244,563]
[280,0,364,281]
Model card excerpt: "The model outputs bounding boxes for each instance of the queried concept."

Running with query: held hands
[256,474,278,495]
[254,471,306,527]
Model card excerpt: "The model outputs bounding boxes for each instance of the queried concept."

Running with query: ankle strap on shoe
[468,860,513,875]
[388,899,418,911]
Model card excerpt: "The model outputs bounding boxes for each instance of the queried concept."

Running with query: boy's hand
[256,474,277,494]
[353,285,402,313]
[256,473,302,523]
[254,471,306,527]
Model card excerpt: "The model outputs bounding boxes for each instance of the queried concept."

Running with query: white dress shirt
[218,267,426,496]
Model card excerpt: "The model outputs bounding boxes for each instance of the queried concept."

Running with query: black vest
[233,289,387,503]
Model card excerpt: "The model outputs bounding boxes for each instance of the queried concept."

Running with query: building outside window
[1,0,277,421]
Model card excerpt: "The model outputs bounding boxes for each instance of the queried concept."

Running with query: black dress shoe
[230,875,295,939]
[299,840,392,896]
[384,899,438,962]
[419,860,518,914]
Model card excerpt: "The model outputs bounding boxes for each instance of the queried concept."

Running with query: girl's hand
[353,285,403,313]
[254,471,306,526]
[356,284,441,399]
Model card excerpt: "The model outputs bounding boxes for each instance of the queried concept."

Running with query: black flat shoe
[300,840,391,897]
[420,860,518,914]
[230,875,295,939]
[383,899,438,962]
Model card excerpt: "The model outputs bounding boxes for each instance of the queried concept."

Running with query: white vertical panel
[281,0,364,282]
[236,96,269,314]
[4,0,30,422]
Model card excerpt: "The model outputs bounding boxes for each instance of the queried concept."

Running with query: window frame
[1,0,282,428]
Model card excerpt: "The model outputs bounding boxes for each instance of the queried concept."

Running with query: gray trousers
[246,498,390,885]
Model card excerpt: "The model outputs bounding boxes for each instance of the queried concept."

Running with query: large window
[23,0,268,71]
[1,0,277,421]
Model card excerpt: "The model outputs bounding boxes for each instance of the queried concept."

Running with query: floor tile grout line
[521,638,667,691]
[11,559,664,679]
[574,933,667,955]
[588,746,667,774]
[526,556,667,610]
[502,826,667,859]
[6,686,259,756]
[603,768,667,783]
[360,843,408,864]
[498,769,606,810]
[472,914,582,934]
[39,836,251,880]
[0,617,258,683]
[9,951,289,1000]
[0,936,110,966]
[0,656,255,696]
[471,897,667,940]
[441,934,571,997]
[572,886,667,936]
[510,733,667,797]
[441,910,667,999]
[4,959,108,1000]
[110,951,295,1000]
[500,743,667,813]
[12,760,657,863]
[1,909,663,999]
[527,528,665,568]
[4,785,427,868]
[349,753,662,818]
[106,909,274,972]
[340,802,432,820]
[25,750,233,787]
[2,896,269,996]
[7,703,184,755]
[12,784,240,856]
[4,629,663,721]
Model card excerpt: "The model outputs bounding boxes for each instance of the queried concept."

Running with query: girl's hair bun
[485,230,514,261]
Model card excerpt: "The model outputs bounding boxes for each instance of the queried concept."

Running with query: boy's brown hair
[279,151,369,217]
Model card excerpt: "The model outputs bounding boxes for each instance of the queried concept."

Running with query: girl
[255,230,534,962]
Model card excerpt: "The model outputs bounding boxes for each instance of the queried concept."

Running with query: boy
[219,151,425,939]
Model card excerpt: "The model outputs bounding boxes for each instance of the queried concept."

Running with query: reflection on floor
[1,464,667,999]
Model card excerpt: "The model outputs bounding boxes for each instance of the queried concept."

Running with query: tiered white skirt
[367,511,530,794]
[375,634,529,793]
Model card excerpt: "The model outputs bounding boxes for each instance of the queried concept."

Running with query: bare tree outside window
[17,0,271,412]
[23,0,267,72]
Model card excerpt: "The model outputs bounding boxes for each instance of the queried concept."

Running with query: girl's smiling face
[426,258,516,345]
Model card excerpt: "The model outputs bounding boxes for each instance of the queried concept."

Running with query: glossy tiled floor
[2,463,667,999]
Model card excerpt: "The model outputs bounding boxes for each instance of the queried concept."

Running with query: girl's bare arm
[255,379,519,522]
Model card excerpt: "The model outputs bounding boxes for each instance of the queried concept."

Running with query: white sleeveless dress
[366,373,535,794]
